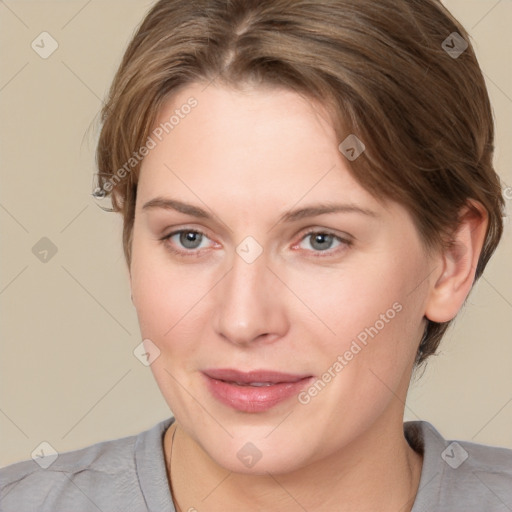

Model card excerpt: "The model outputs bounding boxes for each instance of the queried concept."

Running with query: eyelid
[160,225,213,242]
[160,226,353,257]
[160,227,220,255]
[297,226,353,243]
[291,228,353,256]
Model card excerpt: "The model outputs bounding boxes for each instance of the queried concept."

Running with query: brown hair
[95,0,505,369]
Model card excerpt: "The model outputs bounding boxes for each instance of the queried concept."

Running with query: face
[130,82,433,475]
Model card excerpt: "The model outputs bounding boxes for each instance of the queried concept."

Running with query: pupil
[312,233,332,250]
[181,231,202,249]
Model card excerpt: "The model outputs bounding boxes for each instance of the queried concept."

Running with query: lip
[202,368,314,413]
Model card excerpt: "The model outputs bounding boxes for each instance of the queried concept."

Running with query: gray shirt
[1,417,511,511]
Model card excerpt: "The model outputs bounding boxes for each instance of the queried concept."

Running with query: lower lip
[203,374,313,413]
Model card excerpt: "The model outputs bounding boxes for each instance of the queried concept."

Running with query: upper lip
[203,368,312,384]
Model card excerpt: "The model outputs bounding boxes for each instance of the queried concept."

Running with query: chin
[201,433,311,476]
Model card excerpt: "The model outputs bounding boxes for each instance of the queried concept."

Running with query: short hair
[95,0,505,369]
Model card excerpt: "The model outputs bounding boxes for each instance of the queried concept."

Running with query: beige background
[0,0,511,467]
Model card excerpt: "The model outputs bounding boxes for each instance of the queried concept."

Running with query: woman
[1,0,511,510]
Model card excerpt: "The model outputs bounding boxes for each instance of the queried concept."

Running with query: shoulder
[406,420,512,512]
[0,417,175,512]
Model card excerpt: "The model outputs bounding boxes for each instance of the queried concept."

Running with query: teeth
[234,381,274,387]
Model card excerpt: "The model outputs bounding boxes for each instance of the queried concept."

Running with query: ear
[424,200,488,323]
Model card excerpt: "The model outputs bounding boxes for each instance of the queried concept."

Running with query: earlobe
[424,201,488,323]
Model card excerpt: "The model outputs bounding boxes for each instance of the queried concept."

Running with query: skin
[129,82,488,511]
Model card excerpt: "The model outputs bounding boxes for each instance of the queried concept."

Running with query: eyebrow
[142,197,210,218]
[141,197,378,222]
[279,203,378,222]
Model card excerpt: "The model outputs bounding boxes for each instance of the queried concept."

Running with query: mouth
[202,368,314,413]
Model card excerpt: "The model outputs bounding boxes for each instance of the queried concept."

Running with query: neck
[164,411,423,512]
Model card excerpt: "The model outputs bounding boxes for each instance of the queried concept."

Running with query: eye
[294,230,352,255]
[161,229,214,254]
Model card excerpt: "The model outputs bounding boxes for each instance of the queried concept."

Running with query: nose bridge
[229,255,263,307]
[213,246,287,345]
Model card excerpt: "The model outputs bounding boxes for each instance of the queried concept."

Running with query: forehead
[153,82,338,161]
[137,82,373,205]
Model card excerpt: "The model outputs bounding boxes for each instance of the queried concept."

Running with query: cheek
[283,257,427,460]
[130,242,209,407]
[290,253,427,375]
[291,257,415,333]
[130,238,217,354]
[131,238,179,338]
[292,258,426,423]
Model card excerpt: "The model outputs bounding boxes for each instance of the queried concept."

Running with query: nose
[212,247,289,347]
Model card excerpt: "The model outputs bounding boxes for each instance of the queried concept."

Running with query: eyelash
[160,228,352,258]
[294,229,353,257]
[160,229,215,258]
